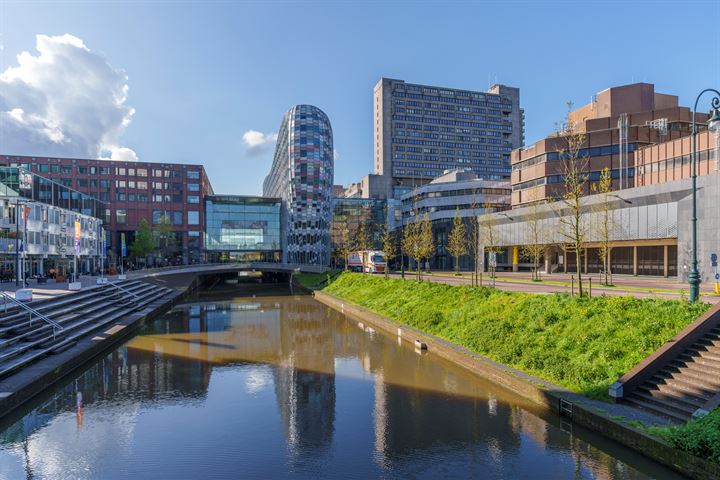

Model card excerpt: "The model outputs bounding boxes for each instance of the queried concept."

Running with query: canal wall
[313,289,720,480]
[0,274,199,423]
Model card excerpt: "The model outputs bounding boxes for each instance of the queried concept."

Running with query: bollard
[571,276,574,296]
[589,277,592,298]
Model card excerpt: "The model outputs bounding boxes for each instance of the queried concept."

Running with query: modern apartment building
[0,166,105,278]
[0,155,213,264]
[373,78,524,199]
[511,83,708,207]
[263,105,334,267]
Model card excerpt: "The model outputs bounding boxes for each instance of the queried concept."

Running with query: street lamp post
[689,90,720,303]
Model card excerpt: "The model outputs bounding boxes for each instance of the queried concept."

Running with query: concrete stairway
[0,280,174,379]
[624,325,720,422]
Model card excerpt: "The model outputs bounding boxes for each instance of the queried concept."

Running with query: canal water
[0,285,684,479]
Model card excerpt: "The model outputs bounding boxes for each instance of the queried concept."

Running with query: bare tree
[592,167,614,285]
[447,207,467,274]
[521,196,547,281]
[556,105,589,296]
[355,221,372,273]
[468,190,482,287]
[480,201,502,283]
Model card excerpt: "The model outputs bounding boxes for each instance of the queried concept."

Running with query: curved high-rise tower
[263,105,334,266]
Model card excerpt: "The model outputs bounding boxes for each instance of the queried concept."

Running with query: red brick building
[1,155,214,264]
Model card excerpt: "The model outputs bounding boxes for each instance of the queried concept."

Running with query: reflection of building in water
[274,298,336,455]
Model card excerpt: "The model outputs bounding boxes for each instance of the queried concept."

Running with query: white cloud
[0,33,138,160]
[242,129,277,156]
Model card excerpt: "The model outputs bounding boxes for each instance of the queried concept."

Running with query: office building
[511,83,708,207]
[263,105,334,266]
[401,170,510,270]
[373,78,524,198]
[204,195,282,263]
[0,155,214,264]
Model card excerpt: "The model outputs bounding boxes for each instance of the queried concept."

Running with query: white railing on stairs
[0,292,63,339]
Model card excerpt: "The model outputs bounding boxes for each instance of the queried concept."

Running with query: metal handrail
[0,291,63,334]
[105,281,140,299]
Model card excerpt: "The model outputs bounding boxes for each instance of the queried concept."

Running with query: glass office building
[204,195,281,262]
[331,198,388,251]
[263,105,334,266]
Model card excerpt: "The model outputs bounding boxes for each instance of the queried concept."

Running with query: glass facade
[331,198,387,251]
[204,195,281,262]
[0,167,106,220]
[263,105,334,266]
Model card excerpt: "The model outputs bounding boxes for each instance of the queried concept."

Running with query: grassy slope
[319,272,709,400]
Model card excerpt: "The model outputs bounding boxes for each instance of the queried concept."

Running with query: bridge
[123,262,328,281]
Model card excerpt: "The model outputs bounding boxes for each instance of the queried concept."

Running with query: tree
[447,207,467,274]
[334,225,353,271]
[153,214,177,263]
[556,104,589,296]
[592,167,615,285]
[520,192,547,281]
[417,213,435,278]
[480,201,502,283]
[402,220,422,281]
[380,225,397,279]
[355,221,372,273]
[467,190,482,287]
[130,219,154,262]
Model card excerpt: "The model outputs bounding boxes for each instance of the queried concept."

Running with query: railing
[104,281,140,299]
[0,291,63,339]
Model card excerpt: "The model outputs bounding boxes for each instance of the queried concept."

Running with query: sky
[1,0,719,195]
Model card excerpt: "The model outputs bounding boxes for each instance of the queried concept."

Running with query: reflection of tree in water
[274,297,336,463]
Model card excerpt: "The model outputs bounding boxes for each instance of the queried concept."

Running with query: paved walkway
[0,276,120,301]
[390,270,720,303]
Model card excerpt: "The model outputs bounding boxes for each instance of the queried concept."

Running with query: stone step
[653,372,718,398]
[624,397,689,424]
[629,390,697,418]
[647,376,715,402]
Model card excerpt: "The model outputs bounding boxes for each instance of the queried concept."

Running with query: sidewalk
[0,275,121,302]
[389,270,720,304]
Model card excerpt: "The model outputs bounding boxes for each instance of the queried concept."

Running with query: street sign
[74,220,81,256]
[715,273,720,280]
[121,233,126,257]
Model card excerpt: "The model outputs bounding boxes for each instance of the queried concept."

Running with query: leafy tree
[334,225,353,271]
[402,220,421,281]
[355,221,373,273]
[130,219,154,261]
[417,213,435,278]
[380,225,397,279]
[153,214,177,262]
[592,167,615,286]
[446,208,467,274]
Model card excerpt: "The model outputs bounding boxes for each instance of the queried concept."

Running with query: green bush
[322,273,709,400]
[649,409,720,463]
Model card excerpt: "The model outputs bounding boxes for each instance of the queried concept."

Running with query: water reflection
[0,293,683,479]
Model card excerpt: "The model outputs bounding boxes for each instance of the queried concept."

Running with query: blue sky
[2,0,719,195]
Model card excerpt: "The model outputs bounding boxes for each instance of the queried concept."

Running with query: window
[61,165,72,174]
[137,168,147,177]
[173,211,183,225]
[187,170,200,179]
[100,167,110,175]
[50,164,59,173]
[117,167,126,175]
[137,181,148,189]
[128,181,136,189]
[39,164,49,173]
[188,195,200,204]
[188,210,199,225]
[90,166,97,174]
[100,180,110,188]
[128,168,135,176]
[153,169,162,177]
[138,193,148,202]
[116,180,126,188]
[77,166,88,174]
[172,170,182,178]
[152,210,162,224]
[116,209,127,224]
[188,183,200,192]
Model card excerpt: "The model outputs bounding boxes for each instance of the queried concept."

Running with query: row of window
[394,107,502,123]
[511,168,637,191]
[114,209,200,225]
[637,149,718,175]
[394,130,507,145]
[392,115,513,131]
[30,163,201,179]
[395,123,505,138]
[392,90,511,110]
[393,139,511,153]
[512,144,641,171]
[394,99,502,116]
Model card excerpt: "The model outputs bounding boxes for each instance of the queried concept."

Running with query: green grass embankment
[648,409,720,464]
[314,272,709,400]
